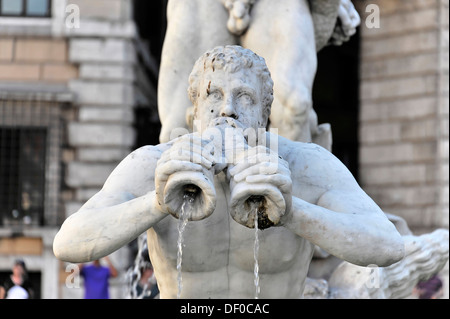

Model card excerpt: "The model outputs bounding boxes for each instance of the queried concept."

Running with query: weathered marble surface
[54,46,405,298]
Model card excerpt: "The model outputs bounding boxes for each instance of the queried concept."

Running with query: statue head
[188,45,274,133]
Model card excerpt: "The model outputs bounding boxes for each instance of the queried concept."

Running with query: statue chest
[152,194,309,274]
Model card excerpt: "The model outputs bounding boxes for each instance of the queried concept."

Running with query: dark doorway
[132,0,168,148]
[313,29,360,181]
[133,0,167,67]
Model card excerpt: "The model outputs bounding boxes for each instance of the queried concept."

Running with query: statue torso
[148,171,315,298]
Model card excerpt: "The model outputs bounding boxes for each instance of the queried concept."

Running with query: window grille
[0,96,62,226]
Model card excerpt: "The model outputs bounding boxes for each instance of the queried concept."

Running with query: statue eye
[208,91,223,101]
[238,93,254,105]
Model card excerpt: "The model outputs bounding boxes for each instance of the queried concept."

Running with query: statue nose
[220,101,238,119]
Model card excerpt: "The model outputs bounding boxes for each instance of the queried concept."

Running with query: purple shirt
[81,264,111,299]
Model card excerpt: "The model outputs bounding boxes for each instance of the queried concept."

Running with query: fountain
[125,233,156,299]
[53,45,449,300]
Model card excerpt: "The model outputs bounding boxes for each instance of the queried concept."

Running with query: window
[0,0,51,17]
[0,127,47,226]
[0,97,62,226]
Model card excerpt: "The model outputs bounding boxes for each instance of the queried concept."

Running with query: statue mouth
[210,117,245,130]
[208,117,252,146]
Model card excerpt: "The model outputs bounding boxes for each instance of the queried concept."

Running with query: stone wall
[62,0,158,219]
[0,17,78,297]
[58,0,158,299]
[0,38,78,83]
[356,0,449,231]
[64,37,138,213]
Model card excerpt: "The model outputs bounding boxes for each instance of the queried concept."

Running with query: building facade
[356,0,449,233]
[0,0,162,298]
[355,0,449,298]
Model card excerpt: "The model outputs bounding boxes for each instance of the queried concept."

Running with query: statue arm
[53,146,168,263]
[282,147,404,267]
[285,192,404,267]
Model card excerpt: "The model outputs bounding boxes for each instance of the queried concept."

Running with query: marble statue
[304,219,449,299]
[54,45,405,298]
[326,229,449,299]
[157,0,360,148]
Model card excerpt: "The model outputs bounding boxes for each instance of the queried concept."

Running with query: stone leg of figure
[158,0,237,143]
[241,0,319,144]
[326,229,449,299]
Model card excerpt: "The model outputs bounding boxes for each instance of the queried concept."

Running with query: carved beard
[209,116,246,130]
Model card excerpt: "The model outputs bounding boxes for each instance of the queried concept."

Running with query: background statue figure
[157,0,360,148]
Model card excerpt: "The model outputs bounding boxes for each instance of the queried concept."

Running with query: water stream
[124,233,152,299]
[177,192,195,299]
[254,210,260,299]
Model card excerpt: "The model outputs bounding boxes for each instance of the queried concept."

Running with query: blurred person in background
[413,275,444,299]
[79,256,118,299]
[0,259,34,299]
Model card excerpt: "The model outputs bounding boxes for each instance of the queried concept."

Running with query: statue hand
[155,134,217,221]
[330,0,361,45]
[227,145,292,229]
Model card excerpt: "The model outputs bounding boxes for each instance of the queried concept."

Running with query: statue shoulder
[281,140,332,165]
[104,144,169,189]
[128,144,168,163]
[280,139,349,179]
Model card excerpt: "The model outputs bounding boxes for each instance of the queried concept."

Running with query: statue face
[193,67,266,133]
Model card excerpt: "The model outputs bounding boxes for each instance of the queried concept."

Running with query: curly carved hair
[188,45,274,124]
